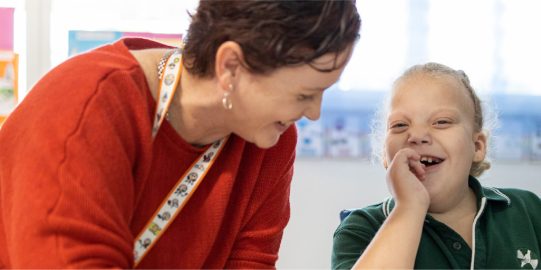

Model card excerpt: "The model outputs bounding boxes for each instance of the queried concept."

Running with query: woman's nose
[304,96,322,121]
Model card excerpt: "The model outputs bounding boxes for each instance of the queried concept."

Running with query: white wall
[277,159,541,269]
[24,0,51,93]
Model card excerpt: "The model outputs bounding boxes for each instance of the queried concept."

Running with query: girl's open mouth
[420,155,444,167]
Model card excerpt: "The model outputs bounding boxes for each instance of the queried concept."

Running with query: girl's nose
[407,127,431,145]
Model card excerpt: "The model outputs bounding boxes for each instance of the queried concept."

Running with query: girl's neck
[429,187,477,247]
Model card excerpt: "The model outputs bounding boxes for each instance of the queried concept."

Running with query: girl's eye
[389,122,408,132]
[433,119,452,127]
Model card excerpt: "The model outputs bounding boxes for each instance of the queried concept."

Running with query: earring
[222,83,233,110]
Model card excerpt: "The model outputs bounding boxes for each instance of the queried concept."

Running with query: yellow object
[0,51,18,127]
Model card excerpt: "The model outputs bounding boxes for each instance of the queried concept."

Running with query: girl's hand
[349,148,432,269]
[386,148,430,211]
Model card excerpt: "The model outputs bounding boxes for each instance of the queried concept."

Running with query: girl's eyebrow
[386,112,410,125]
[429,108,461,116]
[387,108,460,122]
[387,110,407,119]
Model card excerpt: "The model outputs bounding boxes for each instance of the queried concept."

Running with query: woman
[0,1,361,268]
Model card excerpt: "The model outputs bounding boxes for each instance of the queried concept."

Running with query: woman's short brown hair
[183,0,361,78]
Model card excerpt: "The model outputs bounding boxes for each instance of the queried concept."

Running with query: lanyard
[133,49,228,266]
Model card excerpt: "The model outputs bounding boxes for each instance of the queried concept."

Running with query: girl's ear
[382,148,389,169]
[473,132,487,162]
[215,41,245,90]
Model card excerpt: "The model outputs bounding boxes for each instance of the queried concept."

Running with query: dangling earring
[222,83,233,110]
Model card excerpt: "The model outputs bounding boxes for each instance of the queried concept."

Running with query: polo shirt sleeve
[331,206,384,270]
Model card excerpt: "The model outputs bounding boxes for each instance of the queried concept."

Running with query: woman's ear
[215,41,244,90]
[473,132,487,162]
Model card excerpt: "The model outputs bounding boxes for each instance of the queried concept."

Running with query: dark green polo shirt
[332,176,541,269]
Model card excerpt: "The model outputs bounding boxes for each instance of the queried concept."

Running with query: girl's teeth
[428,157,432,163]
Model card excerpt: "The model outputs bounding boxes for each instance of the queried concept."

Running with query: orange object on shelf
[0,51,18,126]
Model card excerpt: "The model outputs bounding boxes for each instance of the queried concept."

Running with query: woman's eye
[297,94,313,101]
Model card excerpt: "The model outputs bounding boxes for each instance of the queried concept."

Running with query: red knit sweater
[0,38,296,268]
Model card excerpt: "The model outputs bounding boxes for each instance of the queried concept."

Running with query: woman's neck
[131,49,231,146]
[168,71,231,146]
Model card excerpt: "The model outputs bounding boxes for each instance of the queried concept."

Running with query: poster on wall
[69,30,183,57]
[325,116,361,158]
[0,8,14,51]
[0,51,18,126]
[296,118,324,157]
[530,120,541,160]
[68,31,123,56]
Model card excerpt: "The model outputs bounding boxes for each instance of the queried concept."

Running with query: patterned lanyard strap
[134,49,228,266]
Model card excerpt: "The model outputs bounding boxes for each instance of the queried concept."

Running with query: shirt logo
[517,249,539,269]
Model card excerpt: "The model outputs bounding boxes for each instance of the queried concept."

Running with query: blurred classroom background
[1,0,539,268]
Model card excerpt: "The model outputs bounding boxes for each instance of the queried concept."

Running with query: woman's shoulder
[1,39,155,160]
[23,38,151,118]
[56,40,141,82]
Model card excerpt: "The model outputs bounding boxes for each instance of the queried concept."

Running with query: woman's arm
[0,68,152,268]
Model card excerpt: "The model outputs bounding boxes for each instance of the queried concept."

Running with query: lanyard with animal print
[133,48,228,266]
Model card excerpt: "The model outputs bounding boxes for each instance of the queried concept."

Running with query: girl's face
[384,73,486,211]
[229,49,351,149]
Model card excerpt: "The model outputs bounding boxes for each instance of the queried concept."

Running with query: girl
[332,62,541,269]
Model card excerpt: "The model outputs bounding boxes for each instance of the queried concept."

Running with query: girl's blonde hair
[371,62,495,177]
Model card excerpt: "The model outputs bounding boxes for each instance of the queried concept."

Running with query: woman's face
[229,49,351,149]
